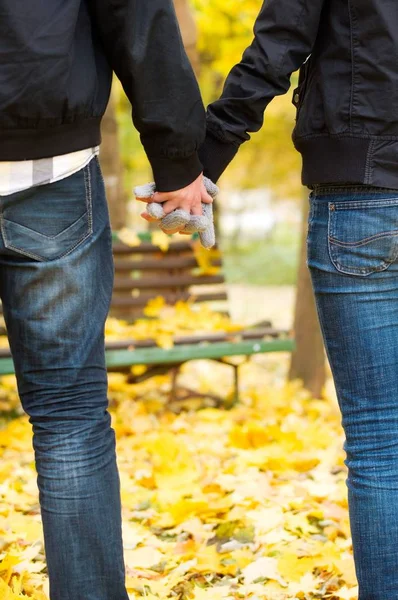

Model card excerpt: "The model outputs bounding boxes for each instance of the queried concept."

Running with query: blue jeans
[308,184,398,600]
[0,157,129,599]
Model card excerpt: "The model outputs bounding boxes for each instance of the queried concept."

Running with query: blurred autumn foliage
[192,0,301,197]
[0,361,357,599]
[0,3,341,598]
[115,0,301,200]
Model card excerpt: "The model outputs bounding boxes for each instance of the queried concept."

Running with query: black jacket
[199,0,398,189]
[0,0,205,191]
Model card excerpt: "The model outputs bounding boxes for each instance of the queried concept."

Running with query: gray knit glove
[134,176,218,249]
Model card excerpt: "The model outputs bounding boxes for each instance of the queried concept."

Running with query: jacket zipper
[292,55,312,120]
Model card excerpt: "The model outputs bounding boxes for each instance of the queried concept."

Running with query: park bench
[0,232,295,401]
[107,231,294,401]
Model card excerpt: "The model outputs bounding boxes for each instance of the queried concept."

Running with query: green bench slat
[0,357,14,376]
[0,339,295,376]
[105,338,295,368]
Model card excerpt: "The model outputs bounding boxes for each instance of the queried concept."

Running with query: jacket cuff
[149,152,203,192]
[198,131,240,183]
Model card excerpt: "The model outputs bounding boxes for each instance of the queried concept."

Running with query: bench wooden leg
[118,358,248,407]
[214,359,240,406]
[171,358,245,406]
[126,364,172,384]
[168,362,230,407]
[169,365,181,403]
[232,363,240,405]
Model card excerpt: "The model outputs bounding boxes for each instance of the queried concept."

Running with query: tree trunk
[100,93,127,230]
[172,0,224,234]
[173,0,200,75]
[288,190,326,398]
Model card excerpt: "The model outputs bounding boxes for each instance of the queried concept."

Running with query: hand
[137,173,213,234]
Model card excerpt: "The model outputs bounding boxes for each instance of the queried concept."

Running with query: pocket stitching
[327,201,398,275]
[0,205,44,261]
[2,211,89,241]
[329,255,393,275]
[329,229,398,247]
[1,163,93,262]
[3,240,44,262]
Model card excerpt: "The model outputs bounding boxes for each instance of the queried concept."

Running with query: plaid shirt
[0,146,100,196]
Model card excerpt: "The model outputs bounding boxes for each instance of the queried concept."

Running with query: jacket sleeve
[89,0,206,191]
[198,0,326,183]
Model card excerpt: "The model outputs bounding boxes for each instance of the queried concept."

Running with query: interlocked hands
[134,175,219,249]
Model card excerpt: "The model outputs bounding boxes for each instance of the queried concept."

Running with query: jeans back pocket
[0,163,93,262]
[328,197,398,276]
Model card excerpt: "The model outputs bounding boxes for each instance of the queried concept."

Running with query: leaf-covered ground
[0,347,358,600]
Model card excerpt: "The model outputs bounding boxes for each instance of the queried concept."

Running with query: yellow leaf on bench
[117,228,141,247]
[143,296,166,317]
[151,231,170,252]
[192,240,221,275]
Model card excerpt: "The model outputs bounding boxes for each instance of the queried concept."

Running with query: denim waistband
[310,183,398,196]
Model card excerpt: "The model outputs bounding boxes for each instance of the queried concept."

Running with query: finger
[170,194,202,215]
[153,191,173,204]
[201,181,214,204]
[161,200,180,215]
[136,196,154,204]
[179,198,200,214]
[141,212,158,222]
[160,226,182,235]
[190,204,203,216]
[201,189,214,204]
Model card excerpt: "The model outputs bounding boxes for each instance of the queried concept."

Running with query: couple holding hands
[2,0,398,598]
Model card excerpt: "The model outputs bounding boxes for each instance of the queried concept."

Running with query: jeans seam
[84,161,93,235]
[60,163,93,260]
[306,196,317,246]
[95,155,105,190]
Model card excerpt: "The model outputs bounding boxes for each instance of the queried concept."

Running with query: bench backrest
[110,234,228,321]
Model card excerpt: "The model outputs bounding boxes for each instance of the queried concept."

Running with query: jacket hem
[0,118,102,161]
[295,134,398,189]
